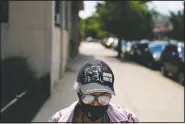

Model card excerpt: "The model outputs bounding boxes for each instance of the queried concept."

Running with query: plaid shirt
[49,101,139,123]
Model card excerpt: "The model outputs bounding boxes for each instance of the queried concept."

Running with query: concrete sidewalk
[32,53,95,122]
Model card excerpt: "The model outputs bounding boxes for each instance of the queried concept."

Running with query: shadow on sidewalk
[66,53,95,72]
[32,53,95,122]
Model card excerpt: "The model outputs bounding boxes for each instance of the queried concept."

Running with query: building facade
[1,1,83,93]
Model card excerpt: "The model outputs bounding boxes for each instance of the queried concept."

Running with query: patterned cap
[77,59,115,95]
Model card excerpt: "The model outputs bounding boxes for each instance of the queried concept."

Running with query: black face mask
[80,102,108,121]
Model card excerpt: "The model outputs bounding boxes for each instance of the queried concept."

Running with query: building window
[54,1,68,29]
[61,1,67,30]
[0,1,9,23]
[55,0,60,27]
[65,2,68,30]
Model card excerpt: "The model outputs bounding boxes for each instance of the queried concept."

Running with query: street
[1,1,183,123]
[33,42,184,122]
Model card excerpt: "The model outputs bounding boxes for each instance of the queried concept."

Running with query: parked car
[160,42,184,85]
[140,39,150,44]
[102,37,119,49]
[134,42,154,67]
[149,41,168,69]
[86,37,101,42]
[121,40,132,53]
[123,41,138,61]
[86,37,93,42]
[101,37,114,48]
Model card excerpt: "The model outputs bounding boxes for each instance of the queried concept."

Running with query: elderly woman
[49,59,139,123]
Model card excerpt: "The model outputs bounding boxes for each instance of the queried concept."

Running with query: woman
[49,59,139,123]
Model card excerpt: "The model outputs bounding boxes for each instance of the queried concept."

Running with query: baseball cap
[77,59,115,95]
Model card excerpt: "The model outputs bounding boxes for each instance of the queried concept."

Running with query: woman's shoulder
[108,103,139,122]
[49,110,63,122]
[48,107,74,122]
[48,101,78,122]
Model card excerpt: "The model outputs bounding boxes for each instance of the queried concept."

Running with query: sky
[79,1,184,19]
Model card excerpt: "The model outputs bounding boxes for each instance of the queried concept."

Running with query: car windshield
[149,43,166,53]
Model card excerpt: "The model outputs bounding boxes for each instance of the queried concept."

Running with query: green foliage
[79,18,86,39]
[95,1,154,40]
[168,9,184,41]
[79,1,184,41]
[79,14,109,39]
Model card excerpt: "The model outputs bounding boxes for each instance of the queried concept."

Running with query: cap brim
[79,83,115,95]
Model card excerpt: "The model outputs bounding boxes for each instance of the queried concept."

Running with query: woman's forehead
[89,92,111,95]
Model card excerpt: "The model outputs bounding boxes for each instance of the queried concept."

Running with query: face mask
[81,102,108,121]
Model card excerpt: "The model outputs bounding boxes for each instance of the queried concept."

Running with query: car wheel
[178,72,184,85]
[161,65,168,76]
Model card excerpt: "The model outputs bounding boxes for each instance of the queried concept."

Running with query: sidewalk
[32,53,94,122]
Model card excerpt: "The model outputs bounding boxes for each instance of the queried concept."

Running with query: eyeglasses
[81,94,112,105]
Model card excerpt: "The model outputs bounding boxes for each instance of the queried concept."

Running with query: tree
[95,1,155,58]
[79,18,86,39]
[95,1,154,40]
[79,14,109,39]
[167,4,184,41]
